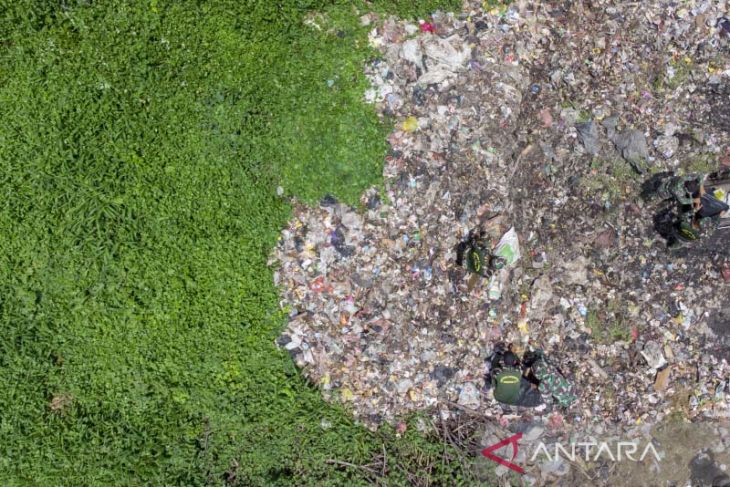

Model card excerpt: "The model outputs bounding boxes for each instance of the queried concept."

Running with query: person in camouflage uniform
[523,349,577,409]
[655,174,702,206]
[650,172,729,245]
[486,344,576,409]
[655,174,704,242]
[456,228,506,278]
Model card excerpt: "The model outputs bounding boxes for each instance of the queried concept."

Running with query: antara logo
[481,433,524,474]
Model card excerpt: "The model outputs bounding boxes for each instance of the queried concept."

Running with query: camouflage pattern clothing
[655,174,702,207]
[532,359,577,408]
[656,174,704,242]
[653,173,730,244]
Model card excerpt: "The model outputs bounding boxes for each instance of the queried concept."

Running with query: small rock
[654,135,679,159]
[614,129,649,173]
[458,382,480,407]
[576,120,599,155]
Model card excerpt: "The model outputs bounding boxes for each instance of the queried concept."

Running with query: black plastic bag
[698,193,729,218]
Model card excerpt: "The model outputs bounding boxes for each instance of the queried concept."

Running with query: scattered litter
[273,0,730,436]
[402,115,419,133]
[654,366,672,393]
[494,227,521,267]
[641,341,668,370]
[419,21,435,33]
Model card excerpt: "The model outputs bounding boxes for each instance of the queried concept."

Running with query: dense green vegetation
[0,1,478,485]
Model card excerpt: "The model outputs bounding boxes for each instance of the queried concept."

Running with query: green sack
[492,368,522,405]
[678,221,700,241]
[466,246,489,276]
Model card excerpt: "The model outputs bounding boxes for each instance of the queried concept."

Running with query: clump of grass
[582,159,640,207]
[482,0,514,11]
[585,310,601,336]
[607,320,632,342]
[682,153,717,174]
[652,58,693,92]
[575,110,592,124]
[585,308,631,344]
[0,0,467,485]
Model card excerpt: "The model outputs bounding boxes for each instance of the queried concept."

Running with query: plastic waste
[494,227,521,267]
[419,22,435,33]
[402,116,419,133]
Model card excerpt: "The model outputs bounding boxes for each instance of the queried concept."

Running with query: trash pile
[272,0,730,445]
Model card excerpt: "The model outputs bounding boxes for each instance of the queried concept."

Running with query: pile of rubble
[271,0,730,453]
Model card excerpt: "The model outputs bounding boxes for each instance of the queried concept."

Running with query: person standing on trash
[659,174,706,242]
[485,343,542,408]
[522,349,577,409]
[646,172,729,244]
[456,227,506,278]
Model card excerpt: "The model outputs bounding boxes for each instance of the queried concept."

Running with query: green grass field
[0,1,476,485]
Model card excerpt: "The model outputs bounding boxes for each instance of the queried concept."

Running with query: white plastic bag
[494,227,521,267]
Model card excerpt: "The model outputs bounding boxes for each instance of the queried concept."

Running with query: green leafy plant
[0,0,469,486]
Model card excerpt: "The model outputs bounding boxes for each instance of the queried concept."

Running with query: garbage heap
[272,0,730,430]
